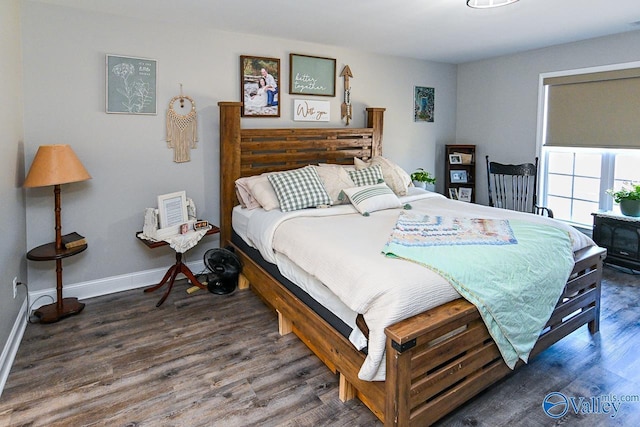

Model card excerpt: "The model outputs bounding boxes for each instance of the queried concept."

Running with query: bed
[217,101,606,426]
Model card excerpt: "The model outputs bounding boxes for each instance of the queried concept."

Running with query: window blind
[544,67,640,149]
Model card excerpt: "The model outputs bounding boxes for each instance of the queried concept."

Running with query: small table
[136,225,220,307]
[27,234,88,323]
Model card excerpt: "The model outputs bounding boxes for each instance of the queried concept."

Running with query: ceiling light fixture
[467,0,519,9]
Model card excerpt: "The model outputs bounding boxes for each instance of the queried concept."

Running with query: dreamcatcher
[166,85,198,163]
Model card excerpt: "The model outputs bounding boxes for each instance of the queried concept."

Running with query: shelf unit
[445,144,476,202]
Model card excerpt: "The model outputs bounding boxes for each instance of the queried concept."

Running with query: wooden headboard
[218,101,385,246]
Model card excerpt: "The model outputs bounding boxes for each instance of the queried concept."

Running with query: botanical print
[414,86,435,122]
[107,55,157,114]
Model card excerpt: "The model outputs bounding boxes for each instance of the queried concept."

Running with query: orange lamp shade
[24,145,91,188]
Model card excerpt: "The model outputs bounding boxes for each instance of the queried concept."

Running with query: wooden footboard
[383,245,605,426]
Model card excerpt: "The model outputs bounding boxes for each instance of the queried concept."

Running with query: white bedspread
[239,189,594,381]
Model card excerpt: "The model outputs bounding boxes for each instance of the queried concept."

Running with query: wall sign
[293,100,330,122]
[289,54,336,96]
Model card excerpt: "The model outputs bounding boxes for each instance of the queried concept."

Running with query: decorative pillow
[312,165,355,205]
[348,164,384,187]
[342,183,402,215]
[243,173,281,211]
[235,175,263,209]
[355,156,411,196]
[267,166,332,212]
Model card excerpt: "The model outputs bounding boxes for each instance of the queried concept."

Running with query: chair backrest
[486,156,539,214]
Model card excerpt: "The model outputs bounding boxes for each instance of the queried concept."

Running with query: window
[541,147,640,227]
[540,63,640,228]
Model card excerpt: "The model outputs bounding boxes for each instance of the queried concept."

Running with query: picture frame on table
[449,188,459,200]
[450,170,468,183]
[289,53,336,96]
[449,154,462,164]
[106,54,157,115]
[240,55,280,117]
[458,187,473,202]
[158,191,188,229]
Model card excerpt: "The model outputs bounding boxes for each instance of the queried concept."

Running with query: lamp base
[34,297,85,324]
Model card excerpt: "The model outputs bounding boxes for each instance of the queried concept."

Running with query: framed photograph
[448,188,459,200]
[414,86,435,122]
[458,187,473,202]
[240,55,280,117]
[450,170,468,183]
[449,154,462,164]
[157,191,188,229]
[106,54,157,114]
[289,53,336,96]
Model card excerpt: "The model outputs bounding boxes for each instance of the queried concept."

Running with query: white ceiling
[31,0,640,63]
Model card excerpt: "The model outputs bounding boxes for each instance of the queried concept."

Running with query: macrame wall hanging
[166,85,198,163]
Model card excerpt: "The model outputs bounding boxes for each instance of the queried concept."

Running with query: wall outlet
[12,277,18,299]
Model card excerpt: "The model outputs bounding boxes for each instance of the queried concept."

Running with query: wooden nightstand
[137,225,220,306]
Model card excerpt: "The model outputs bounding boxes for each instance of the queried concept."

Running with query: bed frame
[218,101,606,426]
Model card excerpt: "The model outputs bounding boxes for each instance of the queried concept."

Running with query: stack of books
[61,232,87,249]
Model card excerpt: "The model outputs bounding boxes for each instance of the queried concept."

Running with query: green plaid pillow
[348,164,384,187]
[268,166,332,212]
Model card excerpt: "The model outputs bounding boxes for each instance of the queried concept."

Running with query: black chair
[486,156,553,218]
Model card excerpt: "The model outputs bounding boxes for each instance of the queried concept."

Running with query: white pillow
[235,175,263,209]
[245,173,280,211]
[312,165,355,205]
[355,156,411,196]
[342,183,402,216]
[267,166,332,212]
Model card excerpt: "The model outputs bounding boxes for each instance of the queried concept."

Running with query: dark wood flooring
[0,265,638,426]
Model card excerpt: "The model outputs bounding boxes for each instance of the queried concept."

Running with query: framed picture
[157,191,188,229]
[450,170,468,183]
[106,54,157,114]
[289,53,336,96]
[240,55,280,117]
[458,187,473,202]
[414,86,435,122]
[448,188,459,200]
[449,154,462,164]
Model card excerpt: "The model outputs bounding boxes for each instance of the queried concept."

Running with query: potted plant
[606,182,640,217]
[411,168,436,191]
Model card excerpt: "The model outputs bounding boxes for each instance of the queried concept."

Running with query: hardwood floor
[0,265,638,426]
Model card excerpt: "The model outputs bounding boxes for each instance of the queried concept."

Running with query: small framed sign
[293,100,330,121]
[157,191,188,229]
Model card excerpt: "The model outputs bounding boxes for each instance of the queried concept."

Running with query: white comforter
[240,189,594,381]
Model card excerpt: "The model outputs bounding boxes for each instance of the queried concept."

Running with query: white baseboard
[0,298,28,398]
[0,259,205,397]
[27,259,206,308]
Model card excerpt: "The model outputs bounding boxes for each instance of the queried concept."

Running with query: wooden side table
[136,225,220,307]
[26,233,88,323]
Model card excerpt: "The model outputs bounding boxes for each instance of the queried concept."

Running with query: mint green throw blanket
[382,213,574,368]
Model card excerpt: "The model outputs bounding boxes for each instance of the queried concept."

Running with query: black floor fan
[203,246,242,295]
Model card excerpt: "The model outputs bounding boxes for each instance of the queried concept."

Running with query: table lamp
[24,144,91,323]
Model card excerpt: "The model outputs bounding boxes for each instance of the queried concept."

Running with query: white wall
[20,2,457,293]
[0,0,28,394]
[457,30,640,205]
